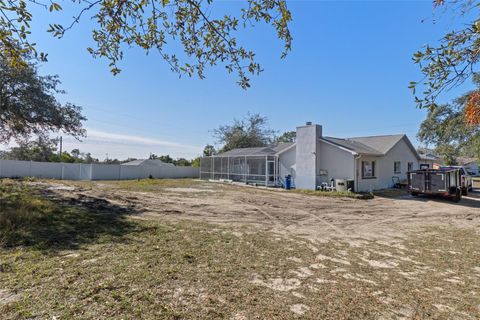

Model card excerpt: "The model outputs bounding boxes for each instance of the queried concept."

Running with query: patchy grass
[0,180,54,232]
[0,179,139,250]
[100,178,204,192]
[1,180,479,319]
[292,188,374,200]
[374,188,409,198]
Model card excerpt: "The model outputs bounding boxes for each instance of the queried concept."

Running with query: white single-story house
[417,148,443,169]
[200,122,422,192]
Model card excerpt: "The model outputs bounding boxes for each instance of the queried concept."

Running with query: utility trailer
[407,168,462,202]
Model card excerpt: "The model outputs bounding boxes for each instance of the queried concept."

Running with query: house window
[408,162,414,172]
[394,161,401,174]
[362,161,376,178]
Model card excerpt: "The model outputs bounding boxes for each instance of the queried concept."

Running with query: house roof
[215,147,277,157]
[416,147,442,161]
[272,142,295,154]
[323,134,420,159]
[213,134,420,159]
[419,154,441,161]
[457,156,478,165]
[215,142,295,157]
[347,134,407,154]
[322,137,383,156]
[121,159,175,167]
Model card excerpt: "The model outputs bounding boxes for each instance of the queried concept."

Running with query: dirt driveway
[48,180,480,244]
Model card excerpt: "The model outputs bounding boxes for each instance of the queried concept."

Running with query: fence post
[265,156,268,186]
[244,156,247,183]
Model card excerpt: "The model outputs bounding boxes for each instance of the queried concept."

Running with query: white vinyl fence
[0,160,199,180]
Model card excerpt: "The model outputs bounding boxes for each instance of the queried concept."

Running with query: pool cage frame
[200,155,280,187]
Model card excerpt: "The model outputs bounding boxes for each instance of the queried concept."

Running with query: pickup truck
[442,166,473,195]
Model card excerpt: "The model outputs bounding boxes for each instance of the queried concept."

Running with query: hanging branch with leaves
[0,0,292,88]
[411,0,480,125]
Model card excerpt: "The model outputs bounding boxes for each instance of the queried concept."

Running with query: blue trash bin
[285,175,292,190]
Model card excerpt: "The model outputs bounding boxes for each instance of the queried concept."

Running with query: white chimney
[295,123,322,190]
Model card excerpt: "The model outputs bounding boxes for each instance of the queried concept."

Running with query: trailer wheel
[411,192,418,197]
[461,187,468,196]
[453,188,462,203]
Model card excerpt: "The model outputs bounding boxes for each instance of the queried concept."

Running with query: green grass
[98,178,203,192]
[0,179,139,250]
[291,188,374,199]
[1,180,479,319]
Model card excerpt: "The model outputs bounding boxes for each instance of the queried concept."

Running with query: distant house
[416,148,443,169]
[200,123,422,192]
[122,159,175,167]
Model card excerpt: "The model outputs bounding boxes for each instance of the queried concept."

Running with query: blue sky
[19,0,473,160]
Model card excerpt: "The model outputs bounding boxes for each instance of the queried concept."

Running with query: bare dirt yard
[1,178,479,319]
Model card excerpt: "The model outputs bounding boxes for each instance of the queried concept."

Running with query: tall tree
[412,0,480,125]
[203,144,216,157]
[1,0,292,89]
[214,113,276,152]
[0,59,86,142]
[1,137,58,162]
[276,130,296,143]
[418,75,480,160]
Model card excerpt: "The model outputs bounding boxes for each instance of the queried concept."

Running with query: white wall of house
[278,145,296,180]
[356,138,419,192]
[317,140,355,185]
[419,159,437,169]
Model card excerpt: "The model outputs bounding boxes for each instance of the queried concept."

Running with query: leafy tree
[104,158,121,164]
[1,137,58,162]
[159,155,173,163]
[174,158,191,166]
[68,149,99,163]
[84,153,99,164]
[1,0,292,89]
[435,144,459,165]
[276,130,296,143]
[0,139,102,163]
[0,59,86,142]
[418,75,480,160]
[203,144,216,157]
[71,148,81,160]
[411,1,480,124]
[120,157,137,164]
[213,113,276,152]
[191,156,201,167]
[149,153,193,165]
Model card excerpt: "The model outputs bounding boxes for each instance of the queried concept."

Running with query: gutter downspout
[354,154,361,192]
